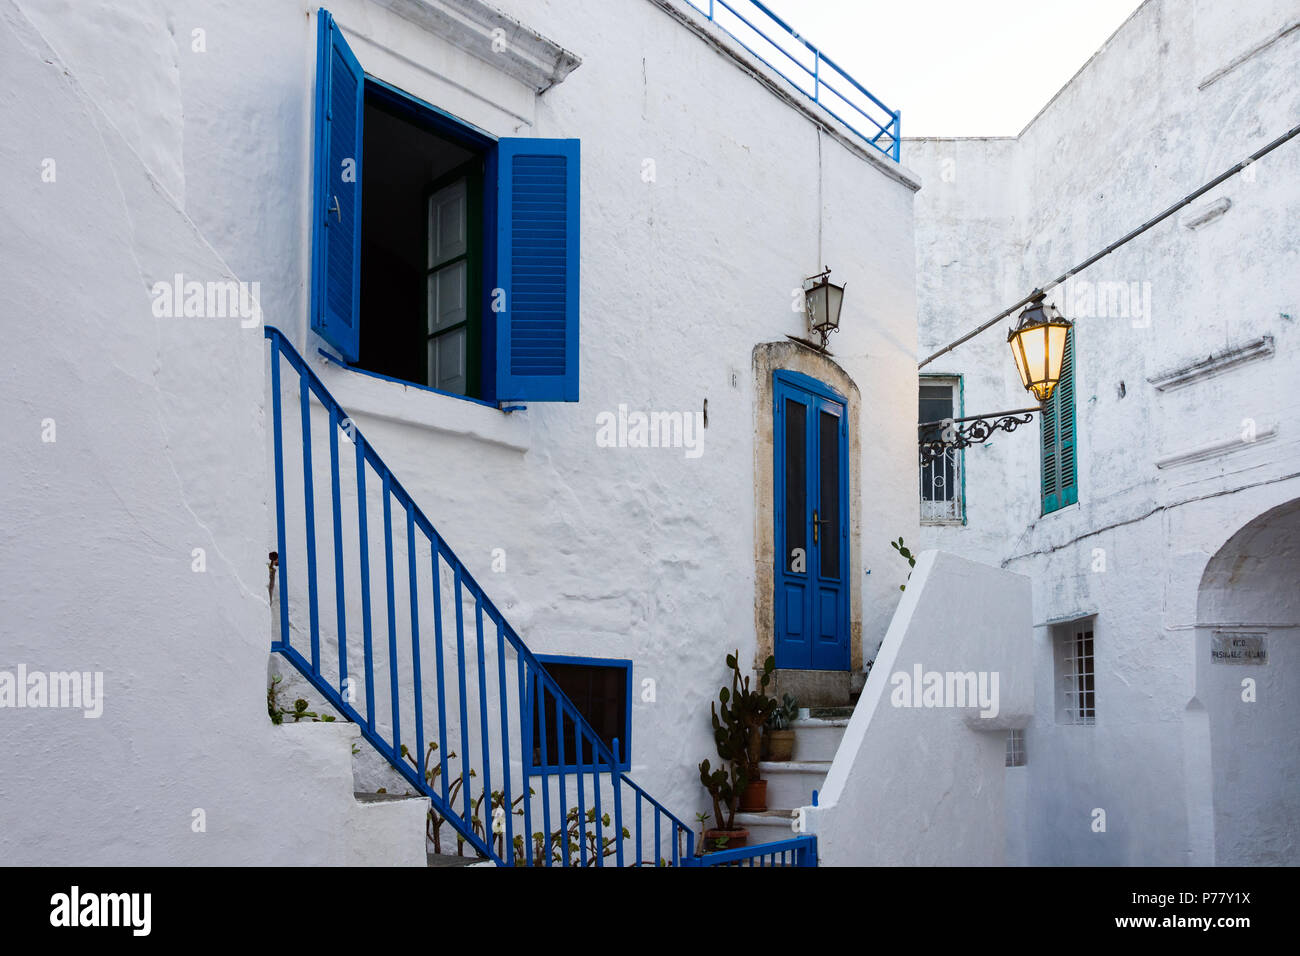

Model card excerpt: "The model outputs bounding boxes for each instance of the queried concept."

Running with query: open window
[311,8,580,404]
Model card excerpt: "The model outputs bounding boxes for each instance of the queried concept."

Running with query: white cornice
[1146,335,1274,392]
[1155,425,1278,470]
[1198,19,1300,90]
[371,0,581,93]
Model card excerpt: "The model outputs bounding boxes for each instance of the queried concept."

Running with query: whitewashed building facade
[908,0,1300,865]
[1,0,1292,868]
[2,0,1008,866]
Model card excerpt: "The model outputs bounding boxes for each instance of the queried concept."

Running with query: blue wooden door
[773,371,849,671]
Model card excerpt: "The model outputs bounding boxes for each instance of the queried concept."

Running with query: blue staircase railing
[681,834,818,867]
[265,327,694,866]
[683,0,901,162]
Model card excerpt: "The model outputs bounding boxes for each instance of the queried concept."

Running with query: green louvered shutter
[1058,330,1078,507]
[1042,329,1077,514]
[1041,385,1059,511]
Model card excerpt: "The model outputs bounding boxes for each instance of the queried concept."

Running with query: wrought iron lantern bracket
[918,406,1042,466]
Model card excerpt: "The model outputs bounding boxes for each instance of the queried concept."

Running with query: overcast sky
[757,0,1146,137]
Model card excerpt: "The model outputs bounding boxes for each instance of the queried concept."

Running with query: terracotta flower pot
[738,778,767,812]
[767,729,795,762]
[703,827,749,850]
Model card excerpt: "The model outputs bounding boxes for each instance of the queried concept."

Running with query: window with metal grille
[527,656,631,774]
[1055,621,1096,725]
[1005,729,1026,767]
[919,376,963,523]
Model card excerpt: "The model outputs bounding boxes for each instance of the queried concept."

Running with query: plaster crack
[7,0,263,606]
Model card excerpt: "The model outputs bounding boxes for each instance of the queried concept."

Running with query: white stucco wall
[276,0,922,833]
[0,0,432,863]
[803,550,1032,866]
[906,0,1300,865]
[0,0,919,861]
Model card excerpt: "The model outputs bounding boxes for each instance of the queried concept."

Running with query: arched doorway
[1195,497,1300,865]
[752,341,863,704]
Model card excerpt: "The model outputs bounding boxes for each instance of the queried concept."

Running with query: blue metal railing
[266,327,694,866]
[681,834,818,867]
[683,0,900,162]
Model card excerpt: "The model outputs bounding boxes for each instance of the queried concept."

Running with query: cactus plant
[890,536,916,591]
[698,756,746,832]
[720,650,777,783]
[699,649,778,835]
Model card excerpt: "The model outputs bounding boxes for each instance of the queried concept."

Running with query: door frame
[751,342,864,680]
[772,368,850,671]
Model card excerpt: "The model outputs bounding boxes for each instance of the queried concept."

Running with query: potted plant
[698,757,748,850]
[702,649,777,819]
[765,692,799,761]
[731,651,777,811]
[698,649,773,848]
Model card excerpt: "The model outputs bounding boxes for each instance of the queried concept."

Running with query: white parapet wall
[802,550,1032,866]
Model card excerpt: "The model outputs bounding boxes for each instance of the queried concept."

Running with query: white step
[272,719,428,865]
[733,809,801,844]
[349,790,429,865]
[790,717,849,762]
[758,760,832,809]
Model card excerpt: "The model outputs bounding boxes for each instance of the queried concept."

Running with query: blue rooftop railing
[684,0,901,162]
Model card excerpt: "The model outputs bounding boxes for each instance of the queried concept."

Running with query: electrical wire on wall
[918,121,1300,369]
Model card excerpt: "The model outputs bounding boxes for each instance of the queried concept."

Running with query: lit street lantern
[1007,289,1072,403]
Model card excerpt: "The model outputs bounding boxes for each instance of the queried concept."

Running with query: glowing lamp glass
[1008,294,1071,403]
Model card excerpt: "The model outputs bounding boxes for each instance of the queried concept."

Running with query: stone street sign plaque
[1211,632,1266,665]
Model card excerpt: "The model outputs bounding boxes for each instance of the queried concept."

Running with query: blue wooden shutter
[310,9,364,363]
[491,138,580,402]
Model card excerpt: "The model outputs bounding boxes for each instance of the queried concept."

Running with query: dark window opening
[818,408,841,578]
[358,93,485,396]
[784,398,807,573]
[529,657,631,773]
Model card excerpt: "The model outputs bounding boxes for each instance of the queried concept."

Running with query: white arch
[1194,497,1300,865]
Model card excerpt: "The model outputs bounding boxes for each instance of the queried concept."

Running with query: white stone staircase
[271,653,459,866]
[272,719,430,865]
[735,714,850,844]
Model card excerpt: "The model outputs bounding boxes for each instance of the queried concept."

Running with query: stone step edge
[757,760,832,774]
[734,809,802,821]
[354,791,429,804]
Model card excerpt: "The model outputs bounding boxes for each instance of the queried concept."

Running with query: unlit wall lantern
[804,267,844,349]
[1007,289,1072,403]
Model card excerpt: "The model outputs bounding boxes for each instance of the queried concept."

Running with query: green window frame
[1041,328,1078,514]
[919,374,966,525]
